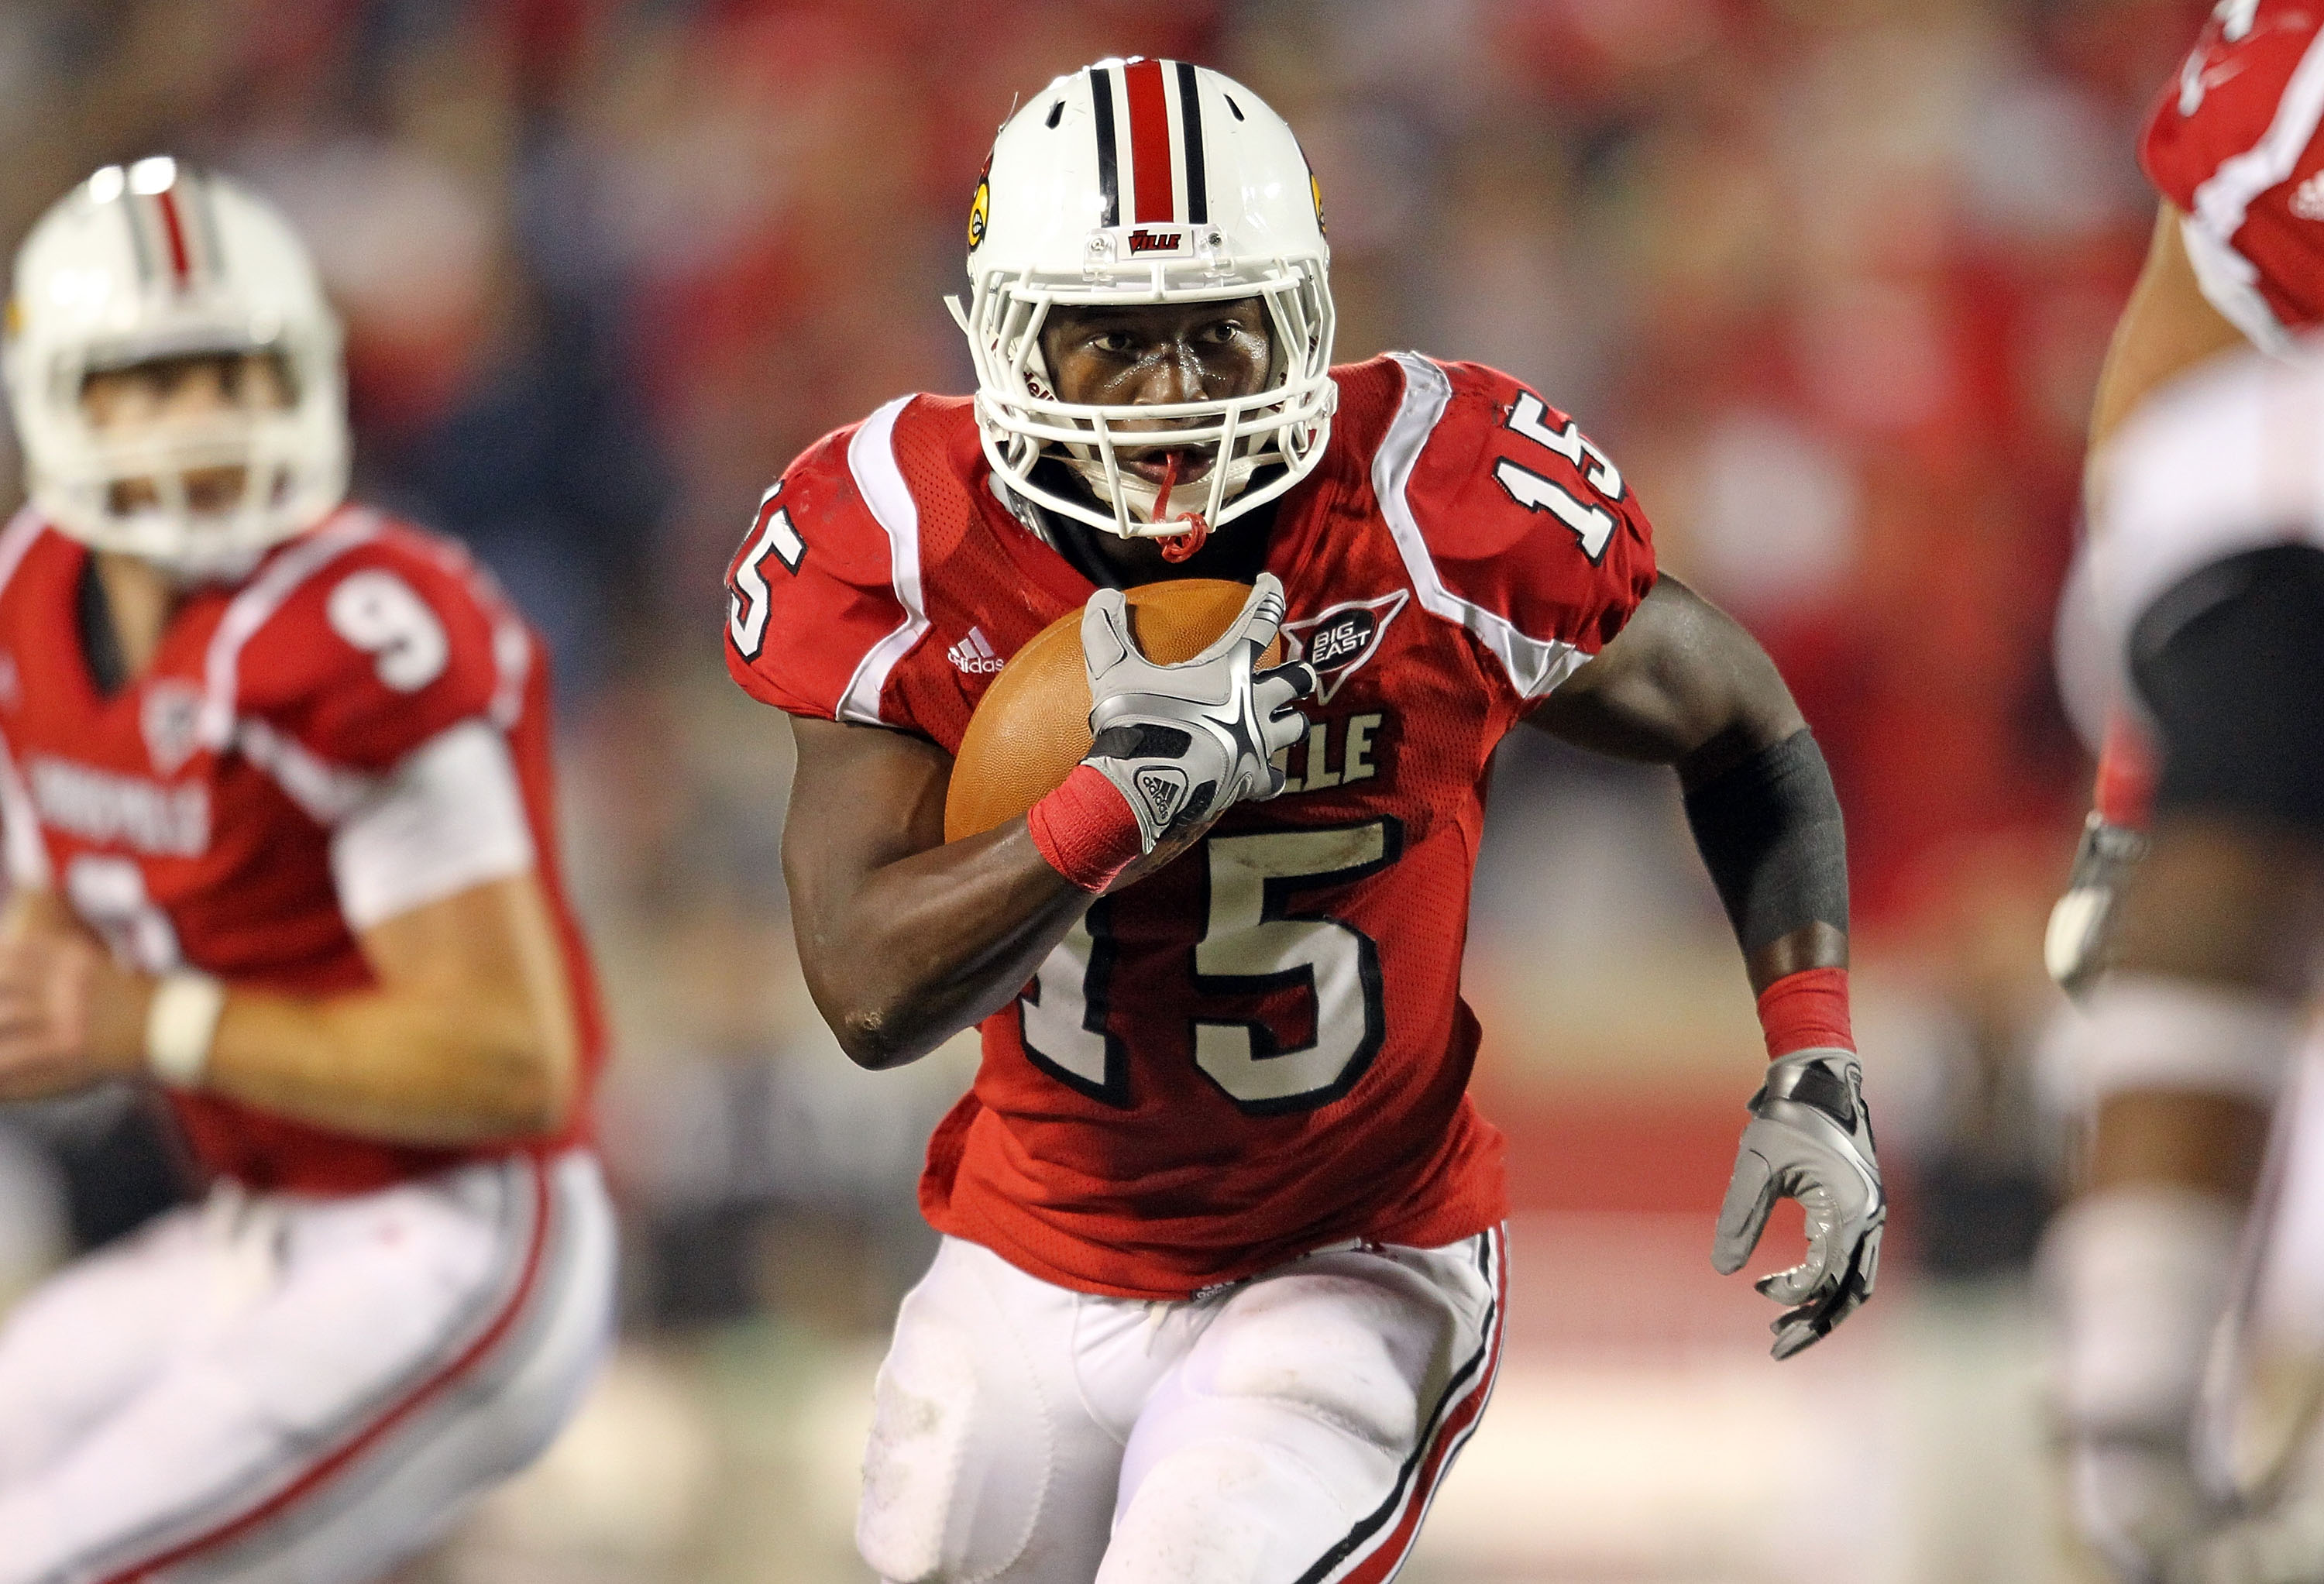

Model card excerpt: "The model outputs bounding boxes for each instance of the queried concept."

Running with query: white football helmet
[951,59,1336,541]
[3,159,350,579]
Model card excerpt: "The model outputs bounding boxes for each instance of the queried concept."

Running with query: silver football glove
[1714,1047,1886,1360]
[2046,813,2151,1002]
[1080,573,1314,853]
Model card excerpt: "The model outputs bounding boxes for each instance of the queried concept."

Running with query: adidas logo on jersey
[2295,171,2324,223]
[947,627,1005,675]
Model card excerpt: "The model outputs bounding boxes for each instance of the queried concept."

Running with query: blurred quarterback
[726,59,1881,1584]
[0,162,613,1583]
[2046,3,2324,1579]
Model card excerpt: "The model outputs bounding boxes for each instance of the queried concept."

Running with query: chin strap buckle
[1150,451,1212,562]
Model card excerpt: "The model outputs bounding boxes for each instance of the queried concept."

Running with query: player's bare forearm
[0,874,579,1142]
[1526,576,1842,991]
[195,874,579,1144]
[783,716,1100,1070]
[2086,204,2247,467]
[0,885,74,940]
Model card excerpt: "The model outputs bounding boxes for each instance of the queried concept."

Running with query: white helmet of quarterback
[3,159,350,578]
[951,59,1336,542]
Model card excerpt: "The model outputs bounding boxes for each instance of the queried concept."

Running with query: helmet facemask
[961,263,1335,541]
[41,341,342,582]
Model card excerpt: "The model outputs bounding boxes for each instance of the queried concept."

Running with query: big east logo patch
[1281,590,1408,705]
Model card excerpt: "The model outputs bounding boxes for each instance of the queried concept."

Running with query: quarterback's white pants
[858,1227,1505,1584]
[0,1149,614,1584]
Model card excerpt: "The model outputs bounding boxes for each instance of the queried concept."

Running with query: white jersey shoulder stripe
[0,508,50,609]
[2184,24,2324,356]
[232,716,374,826]
[837,397,930,727]
[1374,352,1588,700]
[0,515,72,888]
[0,735,50,888]
[198,507,382,750]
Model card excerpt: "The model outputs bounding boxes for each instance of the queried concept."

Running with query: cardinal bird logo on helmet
[967,155,992,253]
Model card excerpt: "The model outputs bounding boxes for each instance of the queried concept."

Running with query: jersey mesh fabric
[0,512,605,1194]
[2142,0,2324,331]
[728,356,1655,1298]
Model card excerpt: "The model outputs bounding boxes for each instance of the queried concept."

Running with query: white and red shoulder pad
[1371,352,1657,707]
[2143,0,2324,349]
[211,509,538,926]
[212,510,525,775]
[724,397,933,727]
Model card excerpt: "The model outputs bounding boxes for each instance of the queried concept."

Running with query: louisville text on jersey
[27,755,209,857]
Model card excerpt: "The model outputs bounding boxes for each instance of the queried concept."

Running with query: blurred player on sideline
[2045,3,2324,1577]
[0,161,614,1583]
[727,60,1881,1584]
[2068,340,2324,1584]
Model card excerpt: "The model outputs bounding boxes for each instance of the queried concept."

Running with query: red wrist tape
[2094,713,2155,831]
[1027,765,1146,893]
[1756,967,1853,1060]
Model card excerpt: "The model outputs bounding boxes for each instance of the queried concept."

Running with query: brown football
[944,579,1284,842]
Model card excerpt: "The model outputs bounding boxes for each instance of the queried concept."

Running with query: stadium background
[0,0,2221,1578]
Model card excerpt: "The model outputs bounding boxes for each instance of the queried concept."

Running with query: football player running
[2044,5,2324,1577]
[727,62,1881,1584]
[0,162,614,1583]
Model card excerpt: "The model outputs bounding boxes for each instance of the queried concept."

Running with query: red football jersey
[727,354,1656,1299]
[2143,0,2324,347]
[0,506,606,1194]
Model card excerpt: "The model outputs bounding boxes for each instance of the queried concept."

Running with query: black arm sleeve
[1681,729,1850,953]
[2132,542,2324,835]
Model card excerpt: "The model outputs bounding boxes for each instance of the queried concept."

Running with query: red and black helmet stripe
[1090,66,1121,228]
[112,163,217,294]
[117,184,156,285]
[151,184,196,284]
[1123,58,1174,223]
[1176,61,1208,225]
[1087,59,1212,231]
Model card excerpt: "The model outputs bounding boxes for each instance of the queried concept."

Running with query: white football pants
[858,1226,1505,1584]
[0,1149,615,1584]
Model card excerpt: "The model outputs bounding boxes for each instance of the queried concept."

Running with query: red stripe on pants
[1126,58,1174,224]
[94,1159,556,1584]
[1342,1230,1507,1584]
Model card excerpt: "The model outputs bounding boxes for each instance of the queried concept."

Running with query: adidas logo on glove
[1134,766,1188,825]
